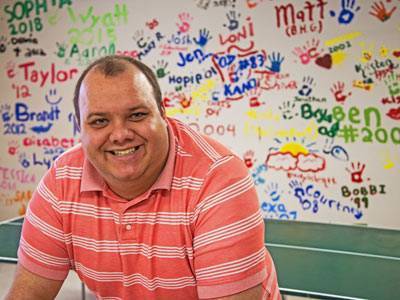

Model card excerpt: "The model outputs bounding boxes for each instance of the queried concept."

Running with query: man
[6,55,281,299]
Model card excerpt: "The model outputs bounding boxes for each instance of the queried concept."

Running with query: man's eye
[90,119,108,127]
[130,112,147,120]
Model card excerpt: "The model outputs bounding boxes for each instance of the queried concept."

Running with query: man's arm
[5,263,64,300]
[207,283,263,300]
[193,154,280,299]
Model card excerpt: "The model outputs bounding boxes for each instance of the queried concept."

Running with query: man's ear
[74,114,81,132]
[159,103,167,119]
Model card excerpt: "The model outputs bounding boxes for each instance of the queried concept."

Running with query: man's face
[79,65,169,195]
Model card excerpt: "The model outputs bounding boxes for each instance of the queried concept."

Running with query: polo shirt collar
[80,119,176,193]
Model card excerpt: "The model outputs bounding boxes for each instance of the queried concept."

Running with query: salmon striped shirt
[18,118,281,299]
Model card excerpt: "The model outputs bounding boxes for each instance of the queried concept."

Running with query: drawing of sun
[270,137,316,157]
[279,141,309,157]
[266,137,325,172]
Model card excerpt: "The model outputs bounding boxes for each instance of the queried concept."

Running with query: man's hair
[73,55,163,125]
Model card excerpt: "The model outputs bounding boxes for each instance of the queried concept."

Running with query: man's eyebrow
[86,112,107,119]
[127,105,148,111]
[86,106,149,119]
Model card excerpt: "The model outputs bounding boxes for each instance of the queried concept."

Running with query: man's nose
[109,121,135,143]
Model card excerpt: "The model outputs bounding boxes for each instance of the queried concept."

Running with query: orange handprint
[369,1,396,22]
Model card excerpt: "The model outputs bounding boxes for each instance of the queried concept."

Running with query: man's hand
[5,264,64,300]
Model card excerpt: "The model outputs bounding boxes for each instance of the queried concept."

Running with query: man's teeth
[112,147,138,156]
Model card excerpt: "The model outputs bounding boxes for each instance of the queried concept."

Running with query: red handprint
[369,1,397,22]
[146,19,159,30]
[243,150,255,168]
[346,161,366,183]
[330,81,352,104]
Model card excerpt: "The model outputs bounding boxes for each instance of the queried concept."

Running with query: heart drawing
[315,54,332,69]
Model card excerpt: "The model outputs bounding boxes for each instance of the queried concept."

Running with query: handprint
[0,104,12,122]
[298,76,315,97]
[224,11,240,31]
[193,28,212,47]
[243,150,255,168]
[55,42,67,58]
[384,72,400,97]
[279,101,298,120]
[132,30,148,48]
[176,12,193,33]
[153,60,169,79]
[292,39,320,65]
[146,19,159,30]
[179,94,192,108]
[288,180,303,193]
[246,86,263,107]
[265,52,284,73]
[369,1,396,22]
[346,161,366,183]
[330,81,351,103]
[266,182,281,202]
[330,0,361,25]
[195,0,211,10]
[293,46,311,64]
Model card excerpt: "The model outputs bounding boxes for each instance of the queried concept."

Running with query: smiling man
[6,55,281,300]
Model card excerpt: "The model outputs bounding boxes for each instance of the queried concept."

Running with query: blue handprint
[193,28,212,47]
[0,104,12,122]
[265,52,284,73]
[266,182,281,202]
[298,76,315,97]
[330,0,361,25]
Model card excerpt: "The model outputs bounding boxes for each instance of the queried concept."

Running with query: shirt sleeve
[192,155,281,299]
[18,164,71,281]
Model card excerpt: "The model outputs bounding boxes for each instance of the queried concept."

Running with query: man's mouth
[109,146,140,156]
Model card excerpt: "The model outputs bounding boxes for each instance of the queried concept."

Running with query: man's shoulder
[169,118,236,163]
[54,143,85,168]
[167,118,249,184]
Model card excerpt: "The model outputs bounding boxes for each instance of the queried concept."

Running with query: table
[0,216,23,263]
[265,219,400,300]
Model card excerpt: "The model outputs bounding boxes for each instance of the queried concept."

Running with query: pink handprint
[176,12,193,33]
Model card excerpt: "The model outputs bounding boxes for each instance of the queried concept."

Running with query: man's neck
[107,180,151,200]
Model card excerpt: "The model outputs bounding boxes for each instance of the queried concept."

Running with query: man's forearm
[6,264,64,300]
